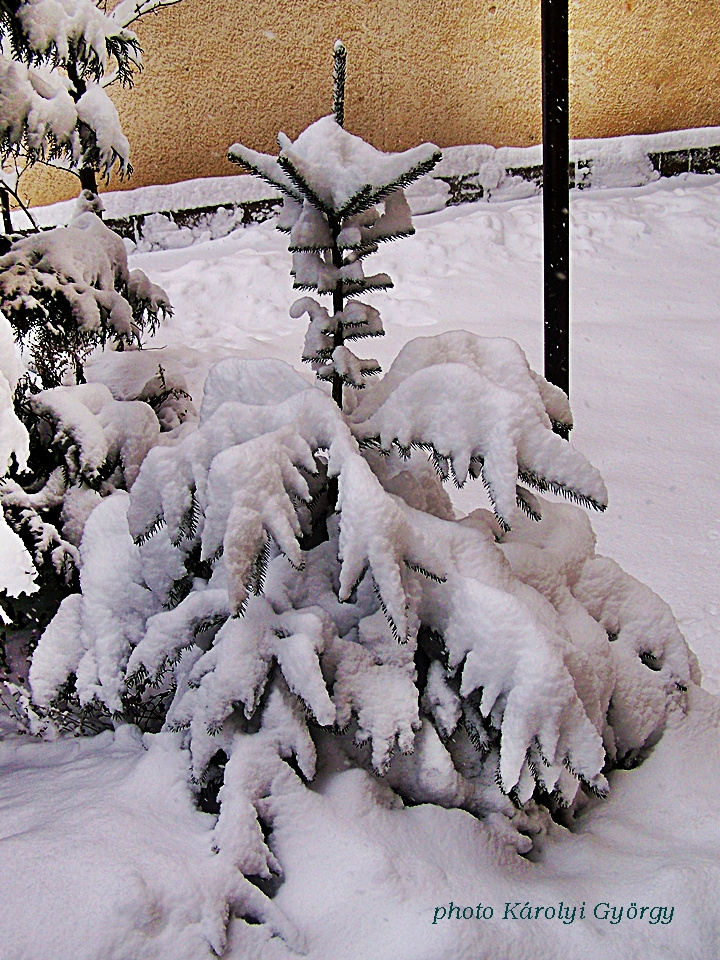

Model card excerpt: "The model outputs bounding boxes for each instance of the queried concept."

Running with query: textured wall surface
[21,0,720,206]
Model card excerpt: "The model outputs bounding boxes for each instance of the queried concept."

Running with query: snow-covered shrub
[29,45,700,946]
[0,191,184,659]
[0,342,193,599]
[0,345,194,729]
[0,0,182,722]
[4,378,157,568]
[0,193,171,387]
[0,191,175,618]
[0,307,42,729]
[0,0,180,198]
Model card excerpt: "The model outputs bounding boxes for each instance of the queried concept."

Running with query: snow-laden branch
[1,53,130,173]
[0,209,170,384]
[11,0,140,78]
[230,115,441,218]
[2,0,182,178]
[351,331,607,528]
[100,0,182,84]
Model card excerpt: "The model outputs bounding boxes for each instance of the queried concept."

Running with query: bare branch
[110,0,183,29]
[0,172,39,232]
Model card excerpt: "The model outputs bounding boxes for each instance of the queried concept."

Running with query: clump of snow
[29,380,160,485]
[138,212,196,250]
[404,173,451,215]
[352,331,601,526]
[0,210,130,334]
[0,56,78,160]
[0,346,184,597]
[30,493,156,710]
[15,0,137,73]
[75,81,130,172]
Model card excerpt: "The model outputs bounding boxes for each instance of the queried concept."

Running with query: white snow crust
[0,727,255,959]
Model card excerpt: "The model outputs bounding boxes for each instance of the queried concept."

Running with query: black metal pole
[1,187,12,234]
[541,0,569,401]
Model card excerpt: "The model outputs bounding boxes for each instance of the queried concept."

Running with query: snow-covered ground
[2,170,719,960]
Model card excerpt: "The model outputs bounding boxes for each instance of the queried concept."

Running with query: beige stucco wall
[21,0,720,207]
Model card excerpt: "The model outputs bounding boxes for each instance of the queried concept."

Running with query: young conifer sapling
[27,43,699,949]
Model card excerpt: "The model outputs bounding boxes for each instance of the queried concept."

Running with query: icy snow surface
[0,727,245,960]
[1,169,719,959]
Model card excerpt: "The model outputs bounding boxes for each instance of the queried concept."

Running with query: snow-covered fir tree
[0,0,179,386]
[27,43,699,950]
[0,186,182,633]
[0,0,184,630]
[0,0,180,214]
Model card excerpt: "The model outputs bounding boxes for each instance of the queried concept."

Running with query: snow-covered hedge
[14,125,718,251]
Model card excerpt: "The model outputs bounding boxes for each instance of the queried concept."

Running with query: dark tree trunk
[66,60,100,200]
[326,217,345,514]
[330,220,345,410]
[78,166,99,195]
